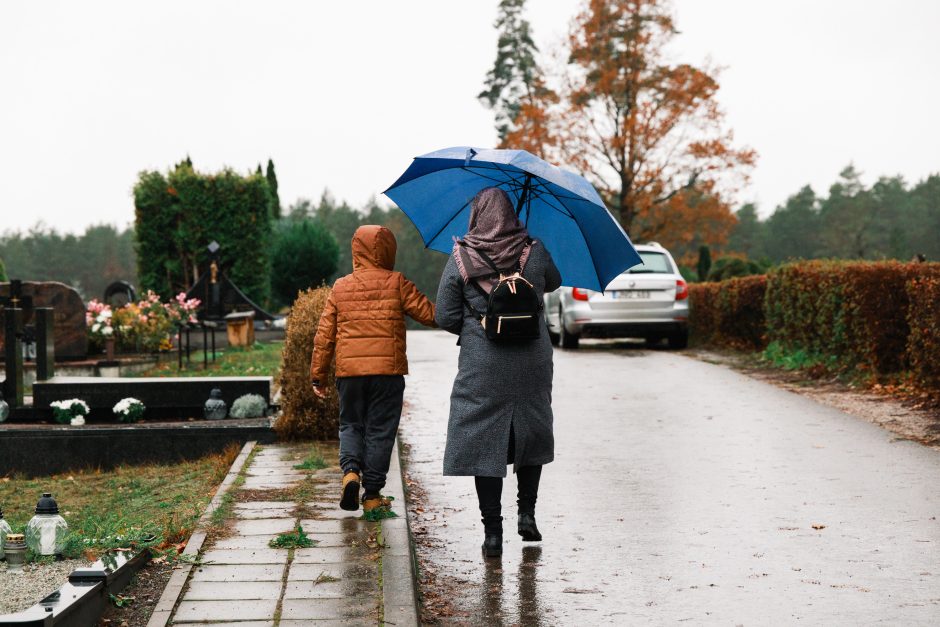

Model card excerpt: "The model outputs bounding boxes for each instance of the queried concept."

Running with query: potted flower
[113,398,146,423]
[50,399,90,425]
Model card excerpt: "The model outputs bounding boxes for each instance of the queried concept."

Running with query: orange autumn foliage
[505,0,755,259]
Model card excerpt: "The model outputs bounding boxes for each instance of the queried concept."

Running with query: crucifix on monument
[1,279,57,411]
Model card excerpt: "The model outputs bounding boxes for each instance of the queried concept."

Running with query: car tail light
[572,287,591,301]
[675,279,689,300]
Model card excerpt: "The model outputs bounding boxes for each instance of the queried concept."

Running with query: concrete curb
[146,440,257,627]
[380,438,421,626]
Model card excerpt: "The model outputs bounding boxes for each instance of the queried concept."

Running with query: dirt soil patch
[689,348,940,450]
[97,557,175,626]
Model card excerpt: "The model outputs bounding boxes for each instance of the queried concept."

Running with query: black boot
[517,512,542,541]
[482,533,503,557]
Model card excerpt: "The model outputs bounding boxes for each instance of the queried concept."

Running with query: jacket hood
[351,225,397,271]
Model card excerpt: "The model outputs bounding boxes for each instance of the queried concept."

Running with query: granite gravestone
[0,281,87,360]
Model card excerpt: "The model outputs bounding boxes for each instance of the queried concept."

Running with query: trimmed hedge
[907,275,940,396]
[765,261,940,375]
[689,275,767,350]
[690,261,940,394]
[276,286,339,439]
[134,163,274,305]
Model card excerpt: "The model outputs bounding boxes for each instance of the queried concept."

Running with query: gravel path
[0,559,89,615]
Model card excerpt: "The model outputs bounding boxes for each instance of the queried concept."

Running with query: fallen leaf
[812,524,826,530]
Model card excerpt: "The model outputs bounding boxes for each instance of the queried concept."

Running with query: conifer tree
[266,158,281,219]
[479,0,547,144]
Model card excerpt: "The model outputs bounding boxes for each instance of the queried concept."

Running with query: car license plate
[611,290,650,299]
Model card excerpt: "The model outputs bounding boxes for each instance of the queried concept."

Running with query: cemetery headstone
[0,281,87,360]
[103,280,137,308]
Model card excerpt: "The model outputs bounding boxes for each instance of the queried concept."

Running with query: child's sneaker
[340,471,361,511]
[362,494,392,513]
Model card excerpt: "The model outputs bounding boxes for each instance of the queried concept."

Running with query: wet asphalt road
[399,330,940,626]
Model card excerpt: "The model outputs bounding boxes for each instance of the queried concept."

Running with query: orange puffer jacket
[310,225,436,382]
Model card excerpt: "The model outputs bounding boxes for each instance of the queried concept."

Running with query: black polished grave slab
[0,418,275,476]
[30,375,271,421]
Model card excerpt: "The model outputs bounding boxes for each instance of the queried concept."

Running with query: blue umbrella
[384,146,642,291]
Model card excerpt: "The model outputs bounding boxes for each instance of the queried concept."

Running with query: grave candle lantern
[204,388,227,420]
[0,505,12,558]
[25,493,69,556]
[5,534,26,572]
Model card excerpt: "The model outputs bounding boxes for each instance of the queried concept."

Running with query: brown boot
[340,471,360,511]
[361,494,392,513]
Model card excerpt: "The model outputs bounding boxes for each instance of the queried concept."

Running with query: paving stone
[175,622,274,627]
[235,501,296,511]
[234,507,296,520]
[283,579,345,599]
[248,460,298,468]
[182,580,283,601]
[292,546,364,564]
[240,478,301,490]
[298,518,370,534]
[246,467,306,478]
[303,504,361,519]
[173,599,278,622]
[287,561,376,583]
[279,621,373,627]
[211,535,277,550]
[280,598,370,620]
[200,548,288,564]
[231,518,297,536]
[190,564,285,582]
[302,532,370,548]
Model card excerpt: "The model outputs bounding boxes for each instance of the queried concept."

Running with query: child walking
[310,225,436,512]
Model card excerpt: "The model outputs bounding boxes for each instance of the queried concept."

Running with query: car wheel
[667,329,689,349]
[559,306,580,349]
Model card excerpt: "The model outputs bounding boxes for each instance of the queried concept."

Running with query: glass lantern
[0,506,12,559]
[25,493,69,556]
[204,388,227,420]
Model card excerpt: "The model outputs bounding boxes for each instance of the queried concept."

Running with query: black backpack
[461,242,543,342]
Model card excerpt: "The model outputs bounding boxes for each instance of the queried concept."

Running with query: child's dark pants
[336,375,405,497]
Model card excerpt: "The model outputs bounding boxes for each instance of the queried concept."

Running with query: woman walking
[435,187,562,558]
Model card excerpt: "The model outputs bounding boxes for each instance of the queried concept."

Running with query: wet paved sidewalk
[401,330,940,625]
[169,444,381,626]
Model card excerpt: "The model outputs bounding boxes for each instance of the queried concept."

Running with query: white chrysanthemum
[102,326,114,336]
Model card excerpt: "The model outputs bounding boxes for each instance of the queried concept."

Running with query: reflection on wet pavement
[402,331,940,625]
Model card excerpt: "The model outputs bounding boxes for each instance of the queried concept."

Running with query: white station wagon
[544,242,689,349]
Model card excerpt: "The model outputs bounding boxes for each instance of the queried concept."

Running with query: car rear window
[629,251,672,274]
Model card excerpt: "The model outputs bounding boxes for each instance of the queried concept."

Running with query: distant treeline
[730,166,940,263]
[3,164,937,302]
[0,224,136,299]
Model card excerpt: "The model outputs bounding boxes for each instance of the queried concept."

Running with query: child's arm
[400,275,437,328]
[309,292,338,386]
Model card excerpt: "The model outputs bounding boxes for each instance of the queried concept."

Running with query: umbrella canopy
[384,146,642,291]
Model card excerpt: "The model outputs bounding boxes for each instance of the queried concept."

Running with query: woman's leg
[516,465,542,516]
[516,465,543,541]
[474,476,504,535]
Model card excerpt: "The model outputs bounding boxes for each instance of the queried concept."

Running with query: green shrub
[0,256,7,281]
[271,221,339,307]
[229,394,268,419]
[276,287,339,439]
[906,275,940,397]
[706,256,769,281]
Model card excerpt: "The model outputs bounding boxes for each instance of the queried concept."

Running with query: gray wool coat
[435,241,562,477]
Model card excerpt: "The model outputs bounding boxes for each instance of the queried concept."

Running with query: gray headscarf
[453,187,532,290]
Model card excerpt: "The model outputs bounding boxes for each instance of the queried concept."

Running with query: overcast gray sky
[1,1,938,234]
